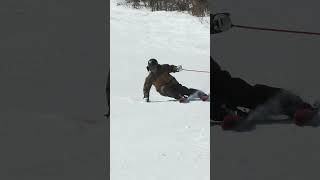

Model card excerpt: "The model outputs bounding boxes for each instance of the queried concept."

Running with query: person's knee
[162,86,181,99]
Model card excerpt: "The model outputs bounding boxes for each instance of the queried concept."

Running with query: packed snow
[110,1,210,179]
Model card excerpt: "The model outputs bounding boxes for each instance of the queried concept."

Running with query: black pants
[161,84,205,100]
[211,58,304,121]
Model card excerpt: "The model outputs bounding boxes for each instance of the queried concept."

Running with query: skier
[143,58,209,103]
[211,13,316,128]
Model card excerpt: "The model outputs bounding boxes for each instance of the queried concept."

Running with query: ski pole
[212,13,320,36]
[182,69,210,73]
[232,24,320,36]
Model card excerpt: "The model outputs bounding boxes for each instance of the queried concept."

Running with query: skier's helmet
[147,58,158,72]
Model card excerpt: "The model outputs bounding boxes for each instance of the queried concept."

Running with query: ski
[179,91,210,103]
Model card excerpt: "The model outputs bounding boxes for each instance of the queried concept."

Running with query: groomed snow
[110,1,210,179]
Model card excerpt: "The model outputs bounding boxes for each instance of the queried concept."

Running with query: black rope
[232,24,320,36]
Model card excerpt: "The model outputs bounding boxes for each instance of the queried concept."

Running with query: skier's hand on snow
[143,97,150,102]
[175,65,183,72]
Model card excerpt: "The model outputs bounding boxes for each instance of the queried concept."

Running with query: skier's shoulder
[159,64,171,68]
[145,71,157,83]
[145,71,153,79]
[159,64,175,71]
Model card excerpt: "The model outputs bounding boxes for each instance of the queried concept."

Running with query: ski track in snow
[110,1,209,180]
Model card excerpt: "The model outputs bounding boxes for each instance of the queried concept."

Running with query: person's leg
[211,58,308,121]
[161,84,206,100]
[174,84,208,98]
[229,83,307,118]
[261,89,305,118]
[240,84,281,109]
[160,85,183,100]
[212,75,285,120]
[215,77,257,108]
[180,86,198,96]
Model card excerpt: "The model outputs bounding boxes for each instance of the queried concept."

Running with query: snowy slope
[110,1,210,179]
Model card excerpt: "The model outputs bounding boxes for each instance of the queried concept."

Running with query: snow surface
[110,1,210,179]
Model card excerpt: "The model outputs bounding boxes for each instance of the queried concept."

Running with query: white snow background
[110,0,210,179]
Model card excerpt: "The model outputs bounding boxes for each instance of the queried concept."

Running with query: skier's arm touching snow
[143,74,154,102]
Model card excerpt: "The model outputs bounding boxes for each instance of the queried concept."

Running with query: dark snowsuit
[143,64,201,100]
[211,15,305,121]
[211,57,306,121]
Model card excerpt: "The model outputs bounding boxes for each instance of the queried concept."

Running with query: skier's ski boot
[179,95,189,103]
[196,91,209,101]
[222,114,241,130]
[294,103,317,126]
[200,95,209,101]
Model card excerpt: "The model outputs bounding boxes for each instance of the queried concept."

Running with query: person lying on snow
[143,58,209,103]
[211,13,317,128]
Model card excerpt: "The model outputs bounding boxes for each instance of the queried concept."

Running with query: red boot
[222,114,241,130]
[294,109,316,126]
[200,95,209,101]
[294,103,316,126]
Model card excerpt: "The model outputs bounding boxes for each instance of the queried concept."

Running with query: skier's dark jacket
[143,64,179,98]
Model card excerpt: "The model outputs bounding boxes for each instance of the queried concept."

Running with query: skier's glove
[143,97,150,102]
[175,65,183,72]
[211,13,232,34]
